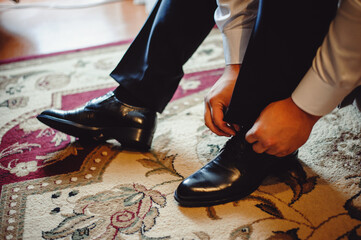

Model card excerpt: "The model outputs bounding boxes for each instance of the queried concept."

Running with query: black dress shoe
[174,134,298,207]
[37,91,157,150]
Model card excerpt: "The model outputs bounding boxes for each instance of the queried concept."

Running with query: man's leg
[225,0,338,129]
[37,0,217,149]
[175,0,339,207]
[111,0,217,113]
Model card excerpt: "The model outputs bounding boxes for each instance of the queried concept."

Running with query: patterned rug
[1,29,361,240]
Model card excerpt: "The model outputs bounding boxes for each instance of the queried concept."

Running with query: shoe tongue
[223,134,248,156]
[222,134,265,167]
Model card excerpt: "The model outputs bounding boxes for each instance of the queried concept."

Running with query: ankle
[114,86,145,108]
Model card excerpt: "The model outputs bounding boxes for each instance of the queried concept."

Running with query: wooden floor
[0,0,148,61]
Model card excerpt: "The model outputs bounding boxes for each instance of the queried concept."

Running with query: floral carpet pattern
[1,29,361,240]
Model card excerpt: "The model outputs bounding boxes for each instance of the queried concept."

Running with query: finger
[275,152,289,157]
[251,141,268,154]
[245,127,258,144]
[265,148,279,156]
[266,146,291,157]
[204,102,230,136]
[210,103,236,136]
[232,124,241,132]
[274,149,293,157]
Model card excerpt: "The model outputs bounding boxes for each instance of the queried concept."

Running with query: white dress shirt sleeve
[214,0,258,64]
[292,0,361,116]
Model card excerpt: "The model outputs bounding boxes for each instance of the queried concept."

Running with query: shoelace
[217,134,253,169]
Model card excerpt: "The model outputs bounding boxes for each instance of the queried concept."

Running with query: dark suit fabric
[110,0,217,112]
[224,0,338,129]
[111,0,338,130]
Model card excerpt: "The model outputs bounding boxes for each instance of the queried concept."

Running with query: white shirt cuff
[222,28,253,65]
[291,68,353,116]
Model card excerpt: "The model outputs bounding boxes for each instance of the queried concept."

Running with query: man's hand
[204,64,241,137]
[245,97,321,157]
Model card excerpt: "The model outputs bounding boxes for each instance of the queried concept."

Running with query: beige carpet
[0,29,360,240]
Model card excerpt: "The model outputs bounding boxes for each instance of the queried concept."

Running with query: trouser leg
[224,0,338,130]
[110,0,217,112]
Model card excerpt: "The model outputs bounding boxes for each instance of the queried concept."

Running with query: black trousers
[111,0,338,129]
[110,0,217,112]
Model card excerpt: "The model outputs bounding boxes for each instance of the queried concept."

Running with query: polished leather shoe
[37,91,157,150]
[174,134,298,207]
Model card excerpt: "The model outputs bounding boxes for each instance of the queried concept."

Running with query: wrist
[288,97,321,124]
[223,64,241,80]
[225,64,241,73]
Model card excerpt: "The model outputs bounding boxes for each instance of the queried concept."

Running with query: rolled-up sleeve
[214,0,258,64]
[292,0,361,116]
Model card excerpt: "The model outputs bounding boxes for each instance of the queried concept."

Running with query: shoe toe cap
[38,109,65,119]
[175,170,227,204]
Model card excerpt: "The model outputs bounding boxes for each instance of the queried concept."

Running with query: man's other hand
[204,64,241,137]
[245,97,321,157]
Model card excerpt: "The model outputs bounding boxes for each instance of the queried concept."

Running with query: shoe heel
[112,127,154,151]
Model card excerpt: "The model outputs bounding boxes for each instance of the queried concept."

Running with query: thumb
[245,126,258,144]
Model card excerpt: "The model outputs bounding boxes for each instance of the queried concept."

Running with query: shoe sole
[37,114,154,151]
[173,183,260,208]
